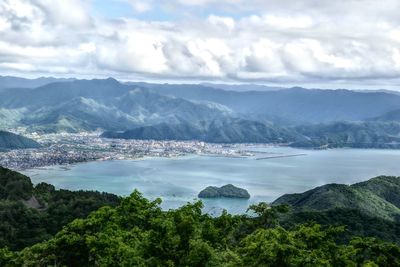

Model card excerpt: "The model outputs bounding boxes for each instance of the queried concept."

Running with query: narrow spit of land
[255,154,307,160]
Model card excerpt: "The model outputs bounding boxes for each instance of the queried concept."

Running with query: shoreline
[6,144,400,173]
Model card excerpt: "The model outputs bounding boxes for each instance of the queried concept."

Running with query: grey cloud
[0,0,400,88]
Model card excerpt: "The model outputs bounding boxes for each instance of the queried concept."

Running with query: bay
[22,146,400,214]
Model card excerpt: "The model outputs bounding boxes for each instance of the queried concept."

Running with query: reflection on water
[22,147,400,214]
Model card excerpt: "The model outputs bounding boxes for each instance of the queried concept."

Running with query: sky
[1,0,400,89]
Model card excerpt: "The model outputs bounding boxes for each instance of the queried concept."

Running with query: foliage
[2,167,400,266]
[273,176,400,221]
[0,167,121,251]
[1,191,399,267]
[0,167,33,200]
[281,207,400,244]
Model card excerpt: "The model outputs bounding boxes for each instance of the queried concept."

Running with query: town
[0,132,255,170]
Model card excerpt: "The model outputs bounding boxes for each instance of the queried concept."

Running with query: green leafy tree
[247,202,289,228]
[1,187,400,267]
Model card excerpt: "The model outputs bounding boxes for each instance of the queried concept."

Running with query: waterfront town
[0,132,255,170]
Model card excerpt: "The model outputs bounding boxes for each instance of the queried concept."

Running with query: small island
[198,184,250,199]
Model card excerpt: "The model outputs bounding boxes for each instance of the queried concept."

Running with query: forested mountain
[1,167,400,266]
[138,83,400,124]
[103,119,400,147]
[292,121,400,148]
[370,109,400,122]
[273,176,400,243]
[0,79,231,133]
[273,176,400,221]
[0,131,40,151]
[0,167,120,251]
[0,78,130,109]
[1,77,400,146]
[102,118,297,143]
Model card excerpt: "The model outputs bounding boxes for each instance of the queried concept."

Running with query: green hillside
[292,121,400,148]
[273,176,400,221]
[370,109,400,121]
[102,118,297,143]
[2,190,399,266]
[0,79,231,133]
[0,167,120,251]
[0,131,41,150]
[1,167,400,266]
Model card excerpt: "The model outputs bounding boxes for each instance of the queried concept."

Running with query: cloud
[35,0,92,28]
[124,0,153,13]
[0,0,400,88]
[207,15,235,31]
[96,30,168,74]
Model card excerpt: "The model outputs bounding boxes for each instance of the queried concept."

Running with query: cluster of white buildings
[0,133,254,170]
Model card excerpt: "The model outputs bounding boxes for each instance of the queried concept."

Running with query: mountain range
[1,77,400,146]
[136,83,400,124]
[0,78,230,133]
[0,76,74,91]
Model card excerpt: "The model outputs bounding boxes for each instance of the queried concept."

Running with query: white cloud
[176,0,220,6]
[35,0,92,28]
[96,33,168,74]
[207,15,235,31]
[1,0,400,88]
[241,39,284,74]
[125,0,153,13]
[0,62,36,72]
[254,15,313,29]
[393,48,400,69]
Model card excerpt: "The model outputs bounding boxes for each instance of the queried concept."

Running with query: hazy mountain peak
[0,131,41,150]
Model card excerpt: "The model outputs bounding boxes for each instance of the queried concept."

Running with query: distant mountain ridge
[0,76,74,91]
[0,78,232,133]
[292,121,400,148]
[1,77,400,145]
[200,82,285,92]
[137,83,400,124]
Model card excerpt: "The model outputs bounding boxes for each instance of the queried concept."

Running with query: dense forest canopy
[0,167,121,251]
[1,191,399,266]
[1,167,400,266]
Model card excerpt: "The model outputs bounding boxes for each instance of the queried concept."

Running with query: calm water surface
[22,146,400,214]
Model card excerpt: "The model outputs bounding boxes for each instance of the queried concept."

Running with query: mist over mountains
[1,76,400,147]
[139,83,400,124]
[0,76,74,91]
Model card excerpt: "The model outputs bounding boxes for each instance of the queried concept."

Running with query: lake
[22,146,400,214]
